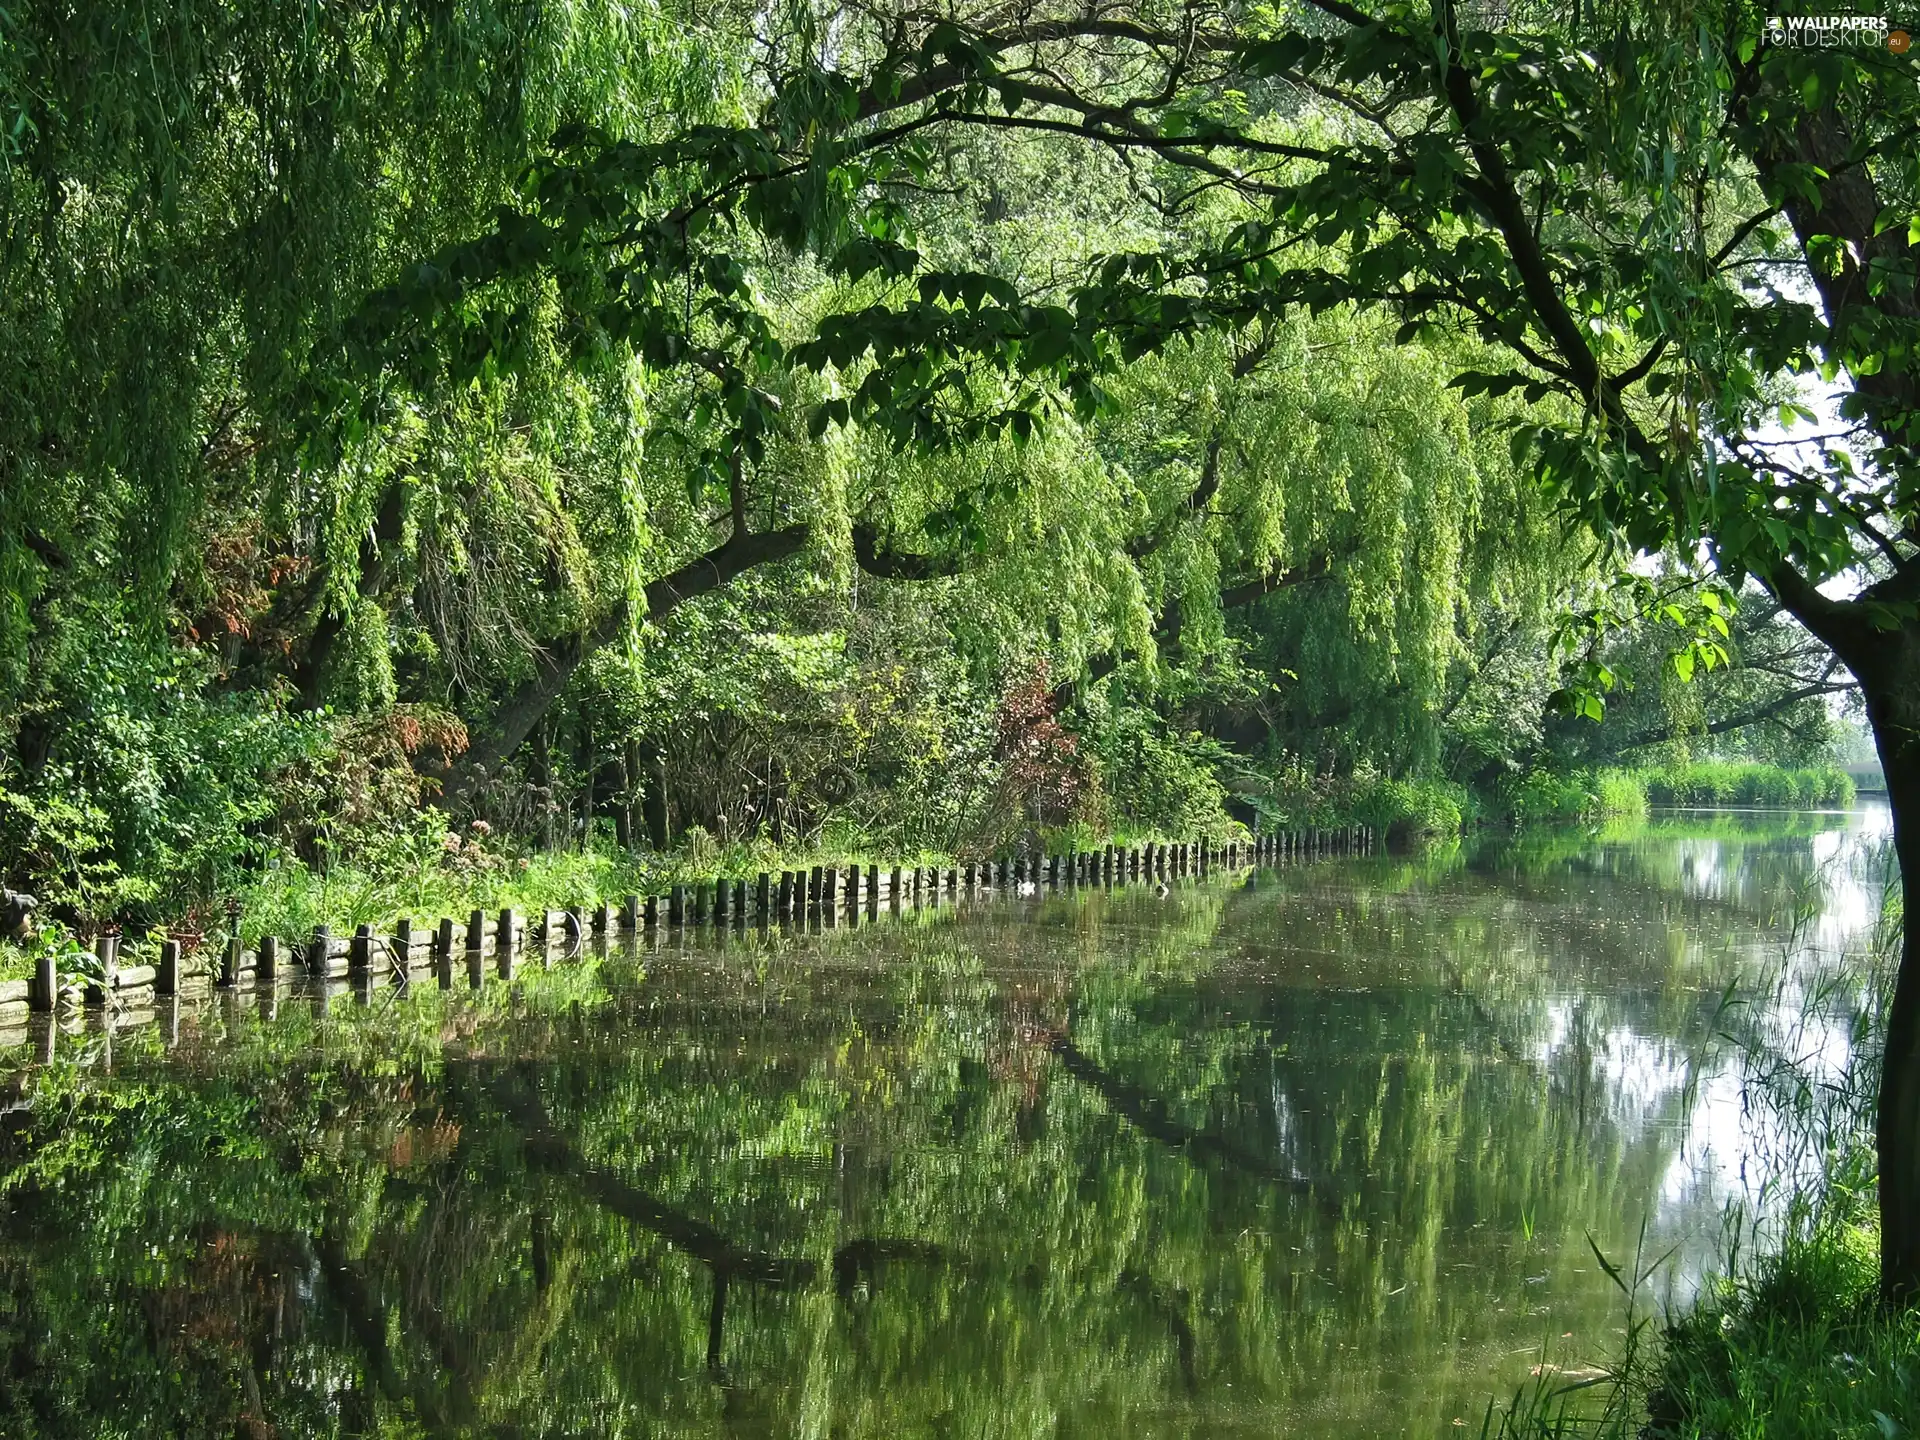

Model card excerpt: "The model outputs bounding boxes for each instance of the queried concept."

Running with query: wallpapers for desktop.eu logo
[1764,12,1911,49]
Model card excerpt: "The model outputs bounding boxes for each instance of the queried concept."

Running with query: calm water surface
[0,807,1893,1437]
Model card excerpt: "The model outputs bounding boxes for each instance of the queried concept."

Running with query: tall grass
[1644,763,1856,810]
[1482,843,1912,1439]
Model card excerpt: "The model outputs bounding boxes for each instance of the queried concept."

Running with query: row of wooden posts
[5,827,1373,1015]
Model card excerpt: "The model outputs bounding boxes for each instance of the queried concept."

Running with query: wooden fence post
[84,934,115,1007]
[29,950,55,1012]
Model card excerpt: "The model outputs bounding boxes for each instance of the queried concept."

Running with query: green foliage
[0,0,1894,982]
[1643,763,1856,810]
[1643,1207,1916,1440]
[1502,769,1651,826]
[1236,756,1469,841]
[0,612,314,922]
[1097,708,1237,842]
[1352,775,1469,843]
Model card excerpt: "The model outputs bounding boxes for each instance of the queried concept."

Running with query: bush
[1099,712,1236,841]
[1591,769,1650,820]
[1355,775,1466,844]
[1499,768,1646,825]
[0,615,317,927]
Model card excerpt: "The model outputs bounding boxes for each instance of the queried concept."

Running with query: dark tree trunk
[613,744,635,849]
[577,716,595,850]
[1781,576,1920,1306]
[293,482,407,710]
[639,741,669,851]
[447,525,810,802]
[1857,625,1920,1306]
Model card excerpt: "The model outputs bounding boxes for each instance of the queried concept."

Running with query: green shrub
[0,615,318,926]
[1591,770,1649,819]
[1099,715,1237,841]
[1640,1209,1916,1440]
[1643,763,1855,810]
[1355,776,1466,842]
[1498,768,1646,825]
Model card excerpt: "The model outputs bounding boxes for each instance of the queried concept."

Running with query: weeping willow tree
[0,0,745,908]
[1077,307,1583,788]
[270,0,1918,1297]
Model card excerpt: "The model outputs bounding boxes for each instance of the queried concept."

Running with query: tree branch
[851,522,968,580]
[450,524,811,799]
[1599,677,1856,757]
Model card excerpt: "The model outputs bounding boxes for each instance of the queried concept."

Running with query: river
[0,804,1895,1436]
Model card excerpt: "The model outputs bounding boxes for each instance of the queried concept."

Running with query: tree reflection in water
[0,807,1891,1436]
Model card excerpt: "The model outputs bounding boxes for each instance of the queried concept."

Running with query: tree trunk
[1860,625,1920,1306]
[614,741,637,850]
[293,482,407,710]
[1770,572,1919,1305]
[577,716,595,851]
[639,741,669,851]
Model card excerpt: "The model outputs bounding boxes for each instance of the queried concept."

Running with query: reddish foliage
[993,661,1088,827]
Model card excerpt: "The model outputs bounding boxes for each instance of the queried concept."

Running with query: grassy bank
[1487,884,1909,1439]
[1642,762,1856,810]
[1497,762,1856,828]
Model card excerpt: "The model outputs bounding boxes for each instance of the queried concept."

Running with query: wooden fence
[1,828,1372,1031]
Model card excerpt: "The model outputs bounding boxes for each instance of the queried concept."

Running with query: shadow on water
[0,803,1894,1436]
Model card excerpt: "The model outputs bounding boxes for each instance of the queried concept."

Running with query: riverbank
[0,757,1859,988]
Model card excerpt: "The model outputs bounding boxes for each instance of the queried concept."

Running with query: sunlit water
[0,805,1894,1437]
